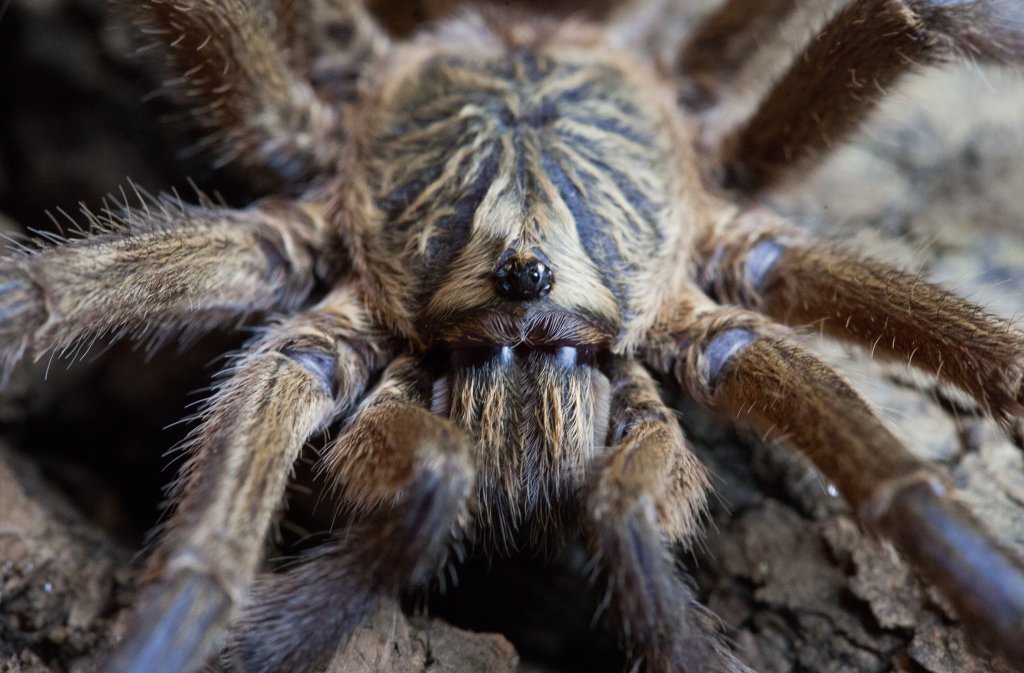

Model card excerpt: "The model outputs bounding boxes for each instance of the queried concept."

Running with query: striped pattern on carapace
[343,17,706,351]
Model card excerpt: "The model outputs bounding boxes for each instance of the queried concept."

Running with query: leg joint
[275,336,340,397]
[674,313,767,403]
[700,209,797,306]
[703,328,758,388]
[860,469,949,530]
[744,239,785,293]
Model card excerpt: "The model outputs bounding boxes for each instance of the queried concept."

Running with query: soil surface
[2,1,1024,672]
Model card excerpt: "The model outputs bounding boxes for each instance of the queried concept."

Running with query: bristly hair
[439,352,611,551]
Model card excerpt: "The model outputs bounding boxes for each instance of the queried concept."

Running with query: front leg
[665,306,1024,665]
[99,287,380,673]
[698,209,1024,422]
[0,197,329,377]
[587,360,753,673]
[221,357,476,673]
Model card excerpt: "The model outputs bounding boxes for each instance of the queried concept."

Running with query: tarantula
[3,0,1024,671]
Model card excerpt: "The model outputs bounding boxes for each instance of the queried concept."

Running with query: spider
[2,0,1024,672]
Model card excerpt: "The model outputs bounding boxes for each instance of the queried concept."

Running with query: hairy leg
[307,0,390,100]
[679,0,797,101]
[698,208,1024,422]
[0,196,331,377]
[98,287,382,673]
[587,360,752,673]
[132,0,382,181]
[323,356,474,524]
[263,0,389,100]
[219,356,475,673]
[660,302,1024,664]
[716,0,1024,190]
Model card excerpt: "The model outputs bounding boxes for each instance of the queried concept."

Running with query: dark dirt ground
[2,1,1024,672]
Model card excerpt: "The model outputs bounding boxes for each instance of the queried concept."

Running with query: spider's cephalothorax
[343,21,701,543]
[350,23,695,346]
[4,2,1024,673]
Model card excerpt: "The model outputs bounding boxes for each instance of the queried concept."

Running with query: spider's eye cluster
[494,256,554,301]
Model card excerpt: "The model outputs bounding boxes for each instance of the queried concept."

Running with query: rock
[321,601,518,673]
[0,445,129,672]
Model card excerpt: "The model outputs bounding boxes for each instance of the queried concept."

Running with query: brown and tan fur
[3,1,1024,673]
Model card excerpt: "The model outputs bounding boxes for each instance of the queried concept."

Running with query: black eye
[494,258,554,300]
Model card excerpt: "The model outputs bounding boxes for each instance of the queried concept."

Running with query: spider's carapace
[349,33,695,350]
